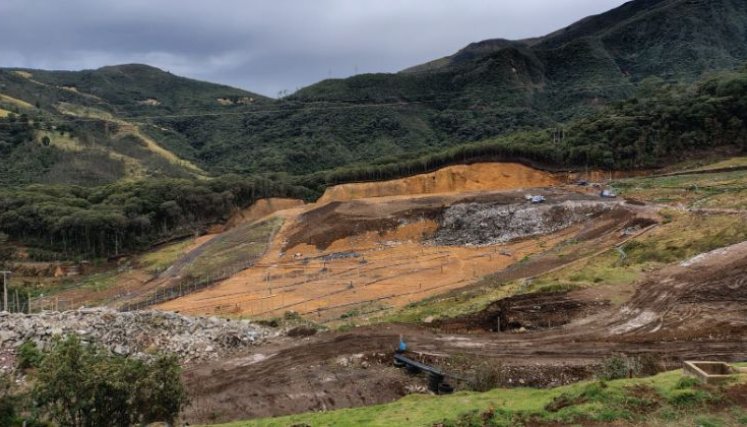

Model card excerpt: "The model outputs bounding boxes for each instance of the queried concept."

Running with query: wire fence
[118,259,259,311]
[1,298,30,314]
[22,213,660,318]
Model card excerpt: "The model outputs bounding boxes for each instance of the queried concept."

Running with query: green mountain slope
[1,0,746,186]
[0,65,268,185]
[1,0,747,259]
[156,0,747,176]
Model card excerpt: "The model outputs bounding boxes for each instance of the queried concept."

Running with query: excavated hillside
[157,162,652,322]
[224,198,305,230]
[9,159,747,425]
[317,163,560,202]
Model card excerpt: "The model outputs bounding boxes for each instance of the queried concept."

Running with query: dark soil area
[182,240,747,425]
[435,291,609,333]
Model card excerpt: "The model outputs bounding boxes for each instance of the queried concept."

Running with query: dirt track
[182,237,747,425]
[147,162,745,424]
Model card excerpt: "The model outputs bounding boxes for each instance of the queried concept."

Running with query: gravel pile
[432,200,618,246]
[0,308,274,362]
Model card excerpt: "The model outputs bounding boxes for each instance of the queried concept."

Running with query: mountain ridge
[1,0,746,186]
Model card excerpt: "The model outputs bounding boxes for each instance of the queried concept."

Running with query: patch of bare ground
[180,239,747,424]
[159,190,634,321]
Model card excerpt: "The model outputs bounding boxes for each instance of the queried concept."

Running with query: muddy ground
[182,240,747,425]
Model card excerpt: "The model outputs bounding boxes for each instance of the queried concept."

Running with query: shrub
[470,361,506,392]
[675,376,700,389]
[596,354,661,380]
[17,340,44,371]
[33,336,187,427]
[0,373,16,427]
[597,355,631,380]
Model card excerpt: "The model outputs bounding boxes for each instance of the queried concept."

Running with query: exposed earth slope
[3,158,747,426]
[181,239,747,424]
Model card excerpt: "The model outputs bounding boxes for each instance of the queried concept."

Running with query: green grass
[378,278,521,324]
[179,217,282,277]
[614,169,747,209]
[524,211,747,296]
[138,239,195,274]
[207,364,747,427]
[691,156,747,172]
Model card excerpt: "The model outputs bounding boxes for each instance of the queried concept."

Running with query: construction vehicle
[530,195,546,204]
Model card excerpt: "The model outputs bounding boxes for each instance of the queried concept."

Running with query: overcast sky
[0,0,628,97]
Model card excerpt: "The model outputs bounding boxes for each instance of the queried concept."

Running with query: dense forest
[1,67,746,258]
[295,69,747,191]
[0,176,311,259]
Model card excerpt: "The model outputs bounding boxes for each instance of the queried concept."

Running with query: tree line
[0,175,313,259]
[295,69,747,190]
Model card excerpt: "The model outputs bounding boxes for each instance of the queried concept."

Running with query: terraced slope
[157,161,648,322]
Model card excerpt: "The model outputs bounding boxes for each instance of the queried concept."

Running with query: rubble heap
[0,308,273,362]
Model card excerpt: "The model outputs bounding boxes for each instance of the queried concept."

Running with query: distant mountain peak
[403,0,747,78]
[97,63,165,73]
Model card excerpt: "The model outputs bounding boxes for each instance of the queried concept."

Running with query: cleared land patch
[159,189,642,322]
[318,162,561,202]
[0,93,34,109]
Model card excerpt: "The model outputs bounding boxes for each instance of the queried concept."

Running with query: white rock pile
[0,308,273,362]
[433,200,619,246]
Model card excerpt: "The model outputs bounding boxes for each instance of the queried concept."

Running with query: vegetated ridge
[0,0,746,260]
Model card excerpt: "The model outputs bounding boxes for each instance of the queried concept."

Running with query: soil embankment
[159,190,635,321]
[318,162,561,203]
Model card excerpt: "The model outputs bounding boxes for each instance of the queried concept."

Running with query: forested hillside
[1,0,747,258]
[2,67,746,259]
[2,0,746,182]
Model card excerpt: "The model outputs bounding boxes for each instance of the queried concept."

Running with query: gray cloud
[0,0,628,97]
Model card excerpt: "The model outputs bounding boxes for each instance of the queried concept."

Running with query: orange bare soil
[158,218,579,321]
[156,162,598,320]
[155,162,650,321]
[224,198,305,229]
[317,162,560,203]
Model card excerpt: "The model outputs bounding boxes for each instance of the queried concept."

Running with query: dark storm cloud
[0,0,628,96]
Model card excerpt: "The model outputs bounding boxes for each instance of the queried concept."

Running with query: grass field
[209,364,747,427]
[689,156,747,172]
[614,168,747,209]
[177,217,283,278]
[0,93,35,110]
[138,238,196,274]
